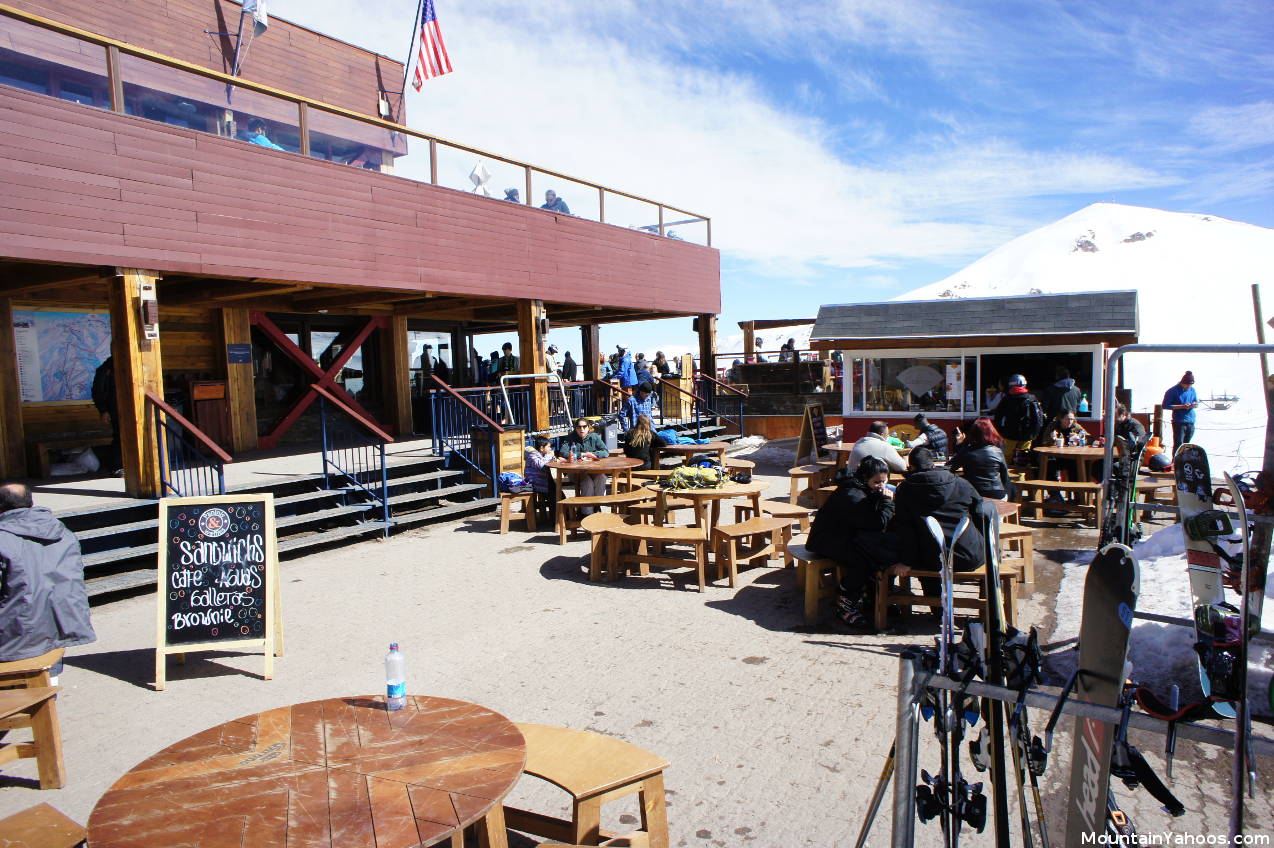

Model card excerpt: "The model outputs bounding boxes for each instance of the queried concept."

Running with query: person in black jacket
[905,413,949,458]
[992,374,1044,465]
[807,456,903,631]
[892,448,985,604]
[90,356,121,476]
[621,415,668,471]
[1042,366,1082,423]
[947,417,1013,500]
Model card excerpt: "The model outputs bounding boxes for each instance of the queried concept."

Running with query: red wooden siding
[0,86,722,314]
[5,0,403,119]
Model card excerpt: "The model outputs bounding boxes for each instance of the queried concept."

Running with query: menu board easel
[795,403,830,464]
[154,494,282,690]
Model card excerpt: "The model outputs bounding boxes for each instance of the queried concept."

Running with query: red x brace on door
[250,312,392,450]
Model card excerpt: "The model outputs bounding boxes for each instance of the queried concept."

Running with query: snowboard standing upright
[1174,444,1238,718]
[1065,543,1139,843]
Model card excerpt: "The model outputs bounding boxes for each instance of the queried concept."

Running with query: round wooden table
[87,695,526,848]
[820,441,854,469]
[657,441,730,466]
[643,480,766,535]
[1031,445,1104,480]
[547,456,643,500]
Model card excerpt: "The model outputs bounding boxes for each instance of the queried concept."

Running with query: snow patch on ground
[1054,525,1272,714]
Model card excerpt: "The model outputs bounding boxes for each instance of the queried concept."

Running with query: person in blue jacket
[615,345,638,388]
[244,118,284,150]
[1162,371,1198,452]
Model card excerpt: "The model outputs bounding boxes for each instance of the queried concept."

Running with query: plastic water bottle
[1078,393,1090,413]
[385,642,406,711]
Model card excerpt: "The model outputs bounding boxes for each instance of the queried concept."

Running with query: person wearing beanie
[1162,371,1199,452]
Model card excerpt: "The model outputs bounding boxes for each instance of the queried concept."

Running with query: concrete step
[85,568,159,598]
[275,502,374,529]
[277,521,394,554]
[387,483,486,510]
[388,497,499,528]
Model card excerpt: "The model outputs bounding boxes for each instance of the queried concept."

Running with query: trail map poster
[13,310,111,403]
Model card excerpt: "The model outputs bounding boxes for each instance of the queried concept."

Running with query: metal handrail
[0,3,711,241]
[695,371,748,398]
[429,376,504,431]
[310,384,394,442]
[498,372,571,431]
[145,391,229,497]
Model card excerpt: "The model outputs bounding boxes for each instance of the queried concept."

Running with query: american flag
[411,0,453,91]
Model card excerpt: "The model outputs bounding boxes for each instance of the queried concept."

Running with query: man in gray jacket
[0,483,95,663]
[846,421,907,474]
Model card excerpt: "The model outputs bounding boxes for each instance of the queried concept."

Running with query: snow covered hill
[900,203,1274,473]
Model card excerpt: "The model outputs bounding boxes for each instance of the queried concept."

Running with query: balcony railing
[0,4,712,246]
[146,391,231,497]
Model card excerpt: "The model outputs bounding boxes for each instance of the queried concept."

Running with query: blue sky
[269,0,1274,356]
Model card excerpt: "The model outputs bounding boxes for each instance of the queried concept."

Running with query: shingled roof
[811,290,1138,346]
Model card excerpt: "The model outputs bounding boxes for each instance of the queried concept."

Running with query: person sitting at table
[1044,408,1088,448]
[892,448,985,607]
[557,418,610,513]
[947,417,1013,500]
[846,421,907,475]
[620,382,657,431]
[904,413,949,458]
[807,456,903,632]
[622,414,668,471]
[523,435,556,513]
[1112,403,1146,442]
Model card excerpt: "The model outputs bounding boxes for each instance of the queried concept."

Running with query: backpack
[1003,395,1043,440]
[660,465,726,490]
[497,472,530,493]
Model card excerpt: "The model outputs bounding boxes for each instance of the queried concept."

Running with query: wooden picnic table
[87,695,526,848]
[1031,444,1105,481]
[643,480,766,537]
[657,441,730,466]
[989,497,1020,523]
[547,456,643,501]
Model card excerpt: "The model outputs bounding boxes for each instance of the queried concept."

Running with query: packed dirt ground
[2,445,1270,846]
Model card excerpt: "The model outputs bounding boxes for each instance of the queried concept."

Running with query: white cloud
[1190,101,1274,152]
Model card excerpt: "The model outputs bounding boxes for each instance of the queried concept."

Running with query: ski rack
[889,650,1274,847]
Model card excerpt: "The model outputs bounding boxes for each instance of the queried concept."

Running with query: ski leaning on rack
[1065,542,1139,843]
[1100,434,1150,548]
[1174,443,1241,719]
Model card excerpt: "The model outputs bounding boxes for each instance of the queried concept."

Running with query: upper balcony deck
[0,4,720,322]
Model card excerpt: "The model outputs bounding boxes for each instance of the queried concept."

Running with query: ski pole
[854,741,895,848]
[1165,684,1179,778]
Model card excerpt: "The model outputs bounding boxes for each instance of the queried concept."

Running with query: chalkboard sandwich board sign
[795,403,831,464]
[154,494,282,690]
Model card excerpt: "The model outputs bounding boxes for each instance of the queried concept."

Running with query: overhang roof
[811,290,1138,349]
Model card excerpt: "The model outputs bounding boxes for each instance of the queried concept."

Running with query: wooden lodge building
[0,0,721,499]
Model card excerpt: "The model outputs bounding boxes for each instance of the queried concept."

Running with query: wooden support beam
[291,290,426,311]
[395,297,506,316]
[741,320,755,362]
[698,314,717,380]
[109,269,164,498]
[0,265,108,297]
[581,324,599,383]
[517,300,550,432]
[0,298,26,477]
[161,280,308,307]
[219,307,258,454]
[383,316,413,436]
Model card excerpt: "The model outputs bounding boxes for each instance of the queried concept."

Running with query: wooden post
[1252,284,1270,399]
[1152,404,1164,442]
[219,307,258,454]
[741,321,755,363]
[0,297,26,477]
[109,269,164,498]
[383,316,412,436]
[581,324,599,382]
[450,328,470,388]
[518,299,549,431]
[698,314,717,380]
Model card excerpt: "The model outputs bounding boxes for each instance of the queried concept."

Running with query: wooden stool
[723,457,755,471]
[504,722,670,848]
[786,541,844,625]
[0,648,63,689]
[711,517,792,587]
[556,490,655,544]
[787,464,831,504]
[499,491,537,534]
[580,513,630,581]
[873,563,1021,631]
[733,500,814,565]
[0,686,65,790]
[0,803,86,847]
[999,523,1035,583]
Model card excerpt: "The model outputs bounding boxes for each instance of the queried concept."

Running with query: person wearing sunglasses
[557,419,610,513]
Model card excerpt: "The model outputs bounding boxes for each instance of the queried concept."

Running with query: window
[863,356,970,413]
[980,351,1095,416]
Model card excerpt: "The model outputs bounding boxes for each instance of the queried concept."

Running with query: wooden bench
[734,499,814,534]
[499,491,537,534]
[873,562,1021,631]
[0,686,65,790]
[786,540,845,626]
[711,516,792,587]
[503,722,670,848]
[999,523,1035,583]
[556,489,655,544]
[787,464,833,504]
[628,495,696,525]
[579,513,639,581]
[0,648,63,689]
[1015,479,1101,524]
[723,457,755,471]
[26,432,112,478]
[606,524,711,590]
[0,803,86,848]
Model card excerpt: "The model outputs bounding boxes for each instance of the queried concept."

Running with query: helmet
[1007,374,1027,388]
[1148,453,1173,472]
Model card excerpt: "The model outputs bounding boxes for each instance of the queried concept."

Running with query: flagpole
[398,0,426,117]
[226,8,247,105]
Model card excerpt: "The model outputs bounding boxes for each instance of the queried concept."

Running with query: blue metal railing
[316,389,391,532]
[564,381,595,420]
[427,376,503,484]
[148,392,229,497]
[695,373,748,437]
